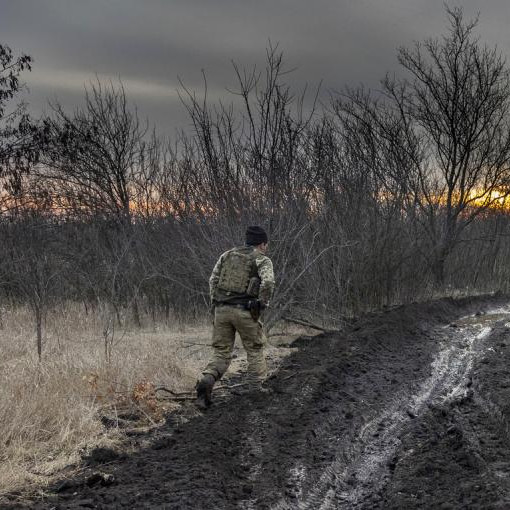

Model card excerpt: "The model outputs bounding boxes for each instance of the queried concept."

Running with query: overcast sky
[1,0,509,137]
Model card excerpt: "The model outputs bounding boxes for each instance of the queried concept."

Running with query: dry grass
[0,303,216,498]
[0,303,307,499]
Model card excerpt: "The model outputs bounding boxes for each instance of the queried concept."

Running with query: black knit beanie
[246,226,268,246]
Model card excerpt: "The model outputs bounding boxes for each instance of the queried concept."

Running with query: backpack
[217,247,259,296]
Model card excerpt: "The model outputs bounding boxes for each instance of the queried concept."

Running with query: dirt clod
[82,447,122,466]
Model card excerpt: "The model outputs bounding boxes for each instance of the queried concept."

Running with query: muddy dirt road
[9,294,510,509]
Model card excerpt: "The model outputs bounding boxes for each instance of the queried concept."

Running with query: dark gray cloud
[1,0,509,136]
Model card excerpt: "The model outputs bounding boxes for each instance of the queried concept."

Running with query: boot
[195,374,215,410]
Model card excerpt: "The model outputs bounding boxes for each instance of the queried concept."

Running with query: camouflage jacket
[209,246,275,307]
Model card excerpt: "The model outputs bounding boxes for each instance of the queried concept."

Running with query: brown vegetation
[0,303,210,496]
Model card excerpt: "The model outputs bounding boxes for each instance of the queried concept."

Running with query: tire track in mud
[274,313,501,509]
[381,313,510,509]
[243,299,510,510]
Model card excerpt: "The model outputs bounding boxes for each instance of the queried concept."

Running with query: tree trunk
[132,297,141,328]
[35,306,42,362]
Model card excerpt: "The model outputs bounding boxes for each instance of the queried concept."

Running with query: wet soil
[6,294,510,509]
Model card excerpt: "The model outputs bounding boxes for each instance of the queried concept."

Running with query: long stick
[282,315,339,333]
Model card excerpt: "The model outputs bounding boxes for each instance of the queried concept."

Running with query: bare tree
[39,80,146,222]
[0,43,38,211]
[0,214,68,361]
[384,6,510,283]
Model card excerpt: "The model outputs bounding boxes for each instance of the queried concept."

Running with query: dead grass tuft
[0,303,212,498]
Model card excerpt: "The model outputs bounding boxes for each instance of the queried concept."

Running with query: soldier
[195,226,275,409]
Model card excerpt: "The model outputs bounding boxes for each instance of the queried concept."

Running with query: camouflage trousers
[203,305,267,381]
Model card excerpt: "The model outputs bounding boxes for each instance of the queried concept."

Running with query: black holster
[247,300,262,321]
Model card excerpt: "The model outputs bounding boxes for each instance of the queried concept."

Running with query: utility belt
[216,300,264,321]
[217,303,249,310]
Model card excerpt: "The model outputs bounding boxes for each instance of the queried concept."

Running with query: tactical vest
[214,246,261,303]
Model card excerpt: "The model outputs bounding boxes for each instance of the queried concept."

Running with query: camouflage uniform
[203,245,275,381]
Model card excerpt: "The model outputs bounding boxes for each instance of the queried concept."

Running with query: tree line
[2,7,510,360]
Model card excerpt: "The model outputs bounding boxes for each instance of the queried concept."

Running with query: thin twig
[282,315,340,333]
[156,394,196,401]
[155,386,192,397]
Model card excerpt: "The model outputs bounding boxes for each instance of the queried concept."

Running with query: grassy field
[0,303,304,499]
